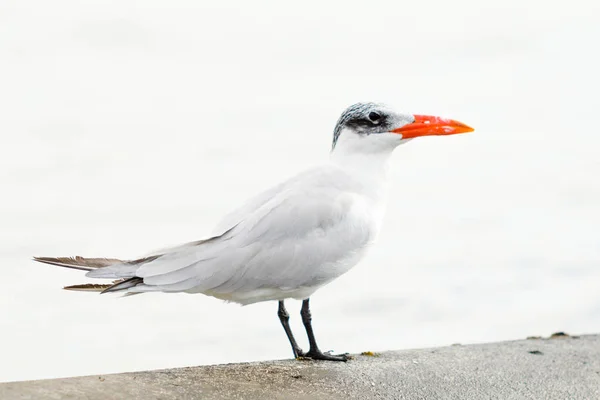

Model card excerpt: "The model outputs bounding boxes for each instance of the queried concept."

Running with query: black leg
[278,300,304,358]
[299,298,348,362]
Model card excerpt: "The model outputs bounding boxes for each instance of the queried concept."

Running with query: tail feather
[63,278,144,294]
[101,277,143,294]
[85,255,161,279]
[34,256,145,295]
[64,283,117,292]
[63,277,144,294]
[33,256,126,272]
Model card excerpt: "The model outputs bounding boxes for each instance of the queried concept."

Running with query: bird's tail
[33,256,143,294]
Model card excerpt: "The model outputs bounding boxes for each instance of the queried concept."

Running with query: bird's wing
[89,165,373,296]
[211,179,288,236]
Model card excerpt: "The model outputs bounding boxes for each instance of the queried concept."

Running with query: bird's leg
[299,298,348,362]
[277,301,304,358]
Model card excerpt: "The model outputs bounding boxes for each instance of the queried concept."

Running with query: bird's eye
[368,111,382,123]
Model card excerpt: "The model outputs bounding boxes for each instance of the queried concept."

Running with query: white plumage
[35,102,473,360]
[87,160,389,304]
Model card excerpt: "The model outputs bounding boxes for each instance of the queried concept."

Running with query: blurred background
[1,0,599,383]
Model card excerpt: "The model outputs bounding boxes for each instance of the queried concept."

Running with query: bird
[34,102,474,362]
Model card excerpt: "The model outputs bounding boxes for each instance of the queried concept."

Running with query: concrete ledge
[3,335,599,399]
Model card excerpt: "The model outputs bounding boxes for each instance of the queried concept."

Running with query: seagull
[34,102,474,362]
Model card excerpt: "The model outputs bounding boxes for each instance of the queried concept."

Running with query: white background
[1,0,599,382]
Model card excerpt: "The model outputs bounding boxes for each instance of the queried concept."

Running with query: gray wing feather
[128,167,364,294]
[76,165,367,298]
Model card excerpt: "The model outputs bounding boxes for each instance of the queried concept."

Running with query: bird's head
[331,102,474,153]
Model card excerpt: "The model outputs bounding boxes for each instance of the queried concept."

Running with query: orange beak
[392,115,474,139]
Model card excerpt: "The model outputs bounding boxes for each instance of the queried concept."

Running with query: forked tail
[33,256,143,293]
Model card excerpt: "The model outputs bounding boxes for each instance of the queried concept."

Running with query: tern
[34,102,474,362]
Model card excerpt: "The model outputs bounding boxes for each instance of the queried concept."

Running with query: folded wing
[86,166,372,300]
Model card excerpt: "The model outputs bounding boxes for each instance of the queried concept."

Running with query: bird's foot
[297,349,348,362]
[291,347,304,359]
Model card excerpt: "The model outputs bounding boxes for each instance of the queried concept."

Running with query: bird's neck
[329,147,394,181]
[329,132,396,183]
[328,130,402,183]
[329,147,394,206]
[329,146,393,236]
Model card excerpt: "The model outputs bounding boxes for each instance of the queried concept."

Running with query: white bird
[34,102,474,361]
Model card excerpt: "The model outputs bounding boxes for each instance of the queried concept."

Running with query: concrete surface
[2,334,599,400]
